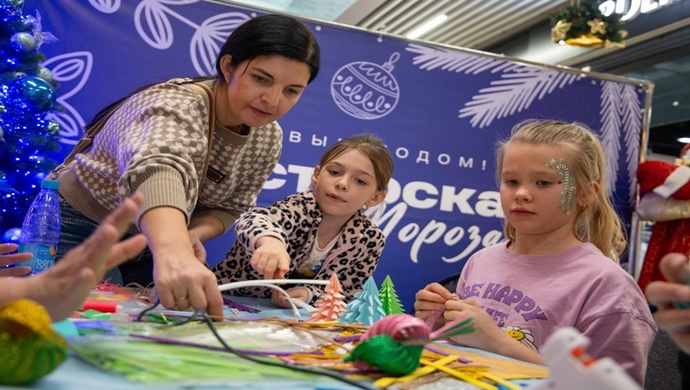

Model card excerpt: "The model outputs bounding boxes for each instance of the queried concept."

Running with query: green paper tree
[339,277,385,326]
[309,274,347,322]
[379,275,405,315]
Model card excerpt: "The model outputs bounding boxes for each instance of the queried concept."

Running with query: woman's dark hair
[215,14,320,83]
[86,14,320,129]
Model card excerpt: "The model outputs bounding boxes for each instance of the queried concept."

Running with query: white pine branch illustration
[599,81,623,196]
[619,84,643,203]
[406,43,506,74]
[458,69,579,128]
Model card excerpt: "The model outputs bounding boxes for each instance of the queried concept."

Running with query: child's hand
[414,283,453,322]
[444,299,505,350]
[251,237,291,280]
[0,243,31,277]
[271,287,310,308]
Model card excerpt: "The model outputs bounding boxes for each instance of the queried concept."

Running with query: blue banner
[33,0,647,310]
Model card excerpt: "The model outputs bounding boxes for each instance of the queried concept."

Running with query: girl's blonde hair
[318,134,394,191]
[496,120,622,262]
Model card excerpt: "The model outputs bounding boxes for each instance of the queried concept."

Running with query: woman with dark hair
[54,14,321,317]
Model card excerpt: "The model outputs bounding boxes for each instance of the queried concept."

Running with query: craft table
[24,296,545,390]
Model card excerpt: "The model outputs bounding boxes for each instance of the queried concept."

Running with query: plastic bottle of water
[18,179,61,273]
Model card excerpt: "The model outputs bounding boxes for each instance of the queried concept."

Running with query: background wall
[34,0,648,310]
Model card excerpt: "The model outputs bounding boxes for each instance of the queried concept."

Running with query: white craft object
[218,279,329,318]
[526,327,642,390]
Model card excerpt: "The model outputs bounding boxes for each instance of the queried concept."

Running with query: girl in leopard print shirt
[213,134,394,307]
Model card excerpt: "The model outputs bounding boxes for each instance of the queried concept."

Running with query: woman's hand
[0,243,31,277]
[251,236,290,280]
[140,207,224,319]
[646,253,690,354]
[271,287,309,308]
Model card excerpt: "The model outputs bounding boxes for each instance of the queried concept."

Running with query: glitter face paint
[545,158,576,214]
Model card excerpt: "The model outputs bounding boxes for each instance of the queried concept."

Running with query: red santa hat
[637,160,690,199]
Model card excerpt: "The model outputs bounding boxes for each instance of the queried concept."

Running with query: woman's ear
[219,54,234,83]
[366,191,387,208]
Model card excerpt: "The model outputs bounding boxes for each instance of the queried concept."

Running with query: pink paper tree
[309,274,348,322]
[379,275,405,315]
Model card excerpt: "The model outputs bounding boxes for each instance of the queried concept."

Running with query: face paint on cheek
[545,159,577,214]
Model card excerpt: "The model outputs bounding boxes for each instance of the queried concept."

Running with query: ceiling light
[677,137,690,144]
[406,14,448,39]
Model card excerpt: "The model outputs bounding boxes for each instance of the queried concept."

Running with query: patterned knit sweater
[57,79,282,234]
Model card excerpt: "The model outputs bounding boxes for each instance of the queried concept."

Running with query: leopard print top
[213,190,385,304]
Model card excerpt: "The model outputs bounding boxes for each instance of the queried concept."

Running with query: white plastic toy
[526,327,642,390]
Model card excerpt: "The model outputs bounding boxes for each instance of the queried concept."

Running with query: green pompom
[344,334,423,376]
[0,300,68,385]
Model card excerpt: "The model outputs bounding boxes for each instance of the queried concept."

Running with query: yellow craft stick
[480,372,521,390]
[420,358,497,390]
[373,355,459,387]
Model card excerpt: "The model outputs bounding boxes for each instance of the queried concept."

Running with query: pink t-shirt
[457,241,657,384]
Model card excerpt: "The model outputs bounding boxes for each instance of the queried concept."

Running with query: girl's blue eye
[356,179,367,186]
[537,180,552,187]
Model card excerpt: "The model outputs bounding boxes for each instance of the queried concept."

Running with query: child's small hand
[444,299,505,350]
[414,283,453,321]
[252,237,291,279]
[0,243,32,277]
[271,287,309,308]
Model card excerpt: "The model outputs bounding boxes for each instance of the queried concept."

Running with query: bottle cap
[40,179,59,190]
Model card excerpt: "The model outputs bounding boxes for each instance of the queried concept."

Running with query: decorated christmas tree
[0,1,60,237]
[379,275,405,315]
[339,277,386,326]
[308,274,347,322]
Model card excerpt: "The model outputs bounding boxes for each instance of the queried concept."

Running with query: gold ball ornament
[0,299,67,386]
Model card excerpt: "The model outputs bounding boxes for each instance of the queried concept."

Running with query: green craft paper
[52,319,79,338]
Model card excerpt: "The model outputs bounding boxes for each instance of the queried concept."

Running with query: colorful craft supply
[223,297,261,313]
[82,300,122,313]
[379,275,405,315]
[344,313,474,376]
[0,299,67,385]
[309,274,347,322]
[339,277,386,325]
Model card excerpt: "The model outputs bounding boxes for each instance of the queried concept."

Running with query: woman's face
[218,54,311,128]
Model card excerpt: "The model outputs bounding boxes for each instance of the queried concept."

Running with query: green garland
[549,2,627,47]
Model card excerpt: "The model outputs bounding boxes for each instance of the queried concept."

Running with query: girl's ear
[311,166,320,187]
[219,54,234,83]
[578,181,600,208]
[366,191,387,208]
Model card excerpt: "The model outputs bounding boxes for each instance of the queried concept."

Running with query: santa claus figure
[636,144,690,293]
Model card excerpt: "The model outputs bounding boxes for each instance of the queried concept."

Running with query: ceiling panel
[353,0,569,50]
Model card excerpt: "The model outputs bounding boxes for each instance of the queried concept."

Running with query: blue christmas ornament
[2,227,22,244]
[7,76,55,112]
[0,0,23,14]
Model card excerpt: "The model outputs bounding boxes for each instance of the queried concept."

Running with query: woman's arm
[139,206,223,318]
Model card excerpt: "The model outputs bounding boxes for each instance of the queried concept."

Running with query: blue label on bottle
[18,243,55,274]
